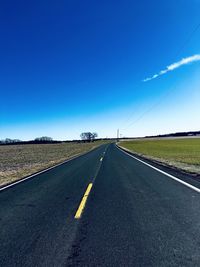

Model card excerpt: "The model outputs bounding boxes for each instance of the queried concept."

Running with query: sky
[1,0,200,140]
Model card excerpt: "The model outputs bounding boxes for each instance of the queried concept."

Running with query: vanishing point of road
[1,143,200,266]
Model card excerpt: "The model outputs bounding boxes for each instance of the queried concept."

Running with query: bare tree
[80,132,98,142]
[34,136,53,142]
[0,138,21,144]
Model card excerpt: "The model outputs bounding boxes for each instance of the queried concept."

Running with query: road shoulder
[116,143,200,190]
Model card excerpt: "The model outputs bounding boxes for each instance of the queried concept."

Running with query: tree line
[0,132,98,145]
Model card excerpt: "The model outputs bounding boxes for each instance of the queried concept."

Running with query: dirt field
[0,141,107,186]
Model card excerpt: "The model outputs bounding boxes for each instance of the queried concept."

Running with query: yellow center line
[74,183,93,219]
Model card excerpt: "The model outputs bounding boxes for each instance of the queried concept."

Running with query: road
[1,143,200,266]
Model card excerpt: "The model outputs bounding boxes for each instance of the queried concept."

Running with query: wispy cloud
[143,54,200,82]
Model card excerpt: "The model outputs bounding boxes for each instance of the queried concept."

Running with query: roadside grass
[119,138,200,174]
[0,141,108,186]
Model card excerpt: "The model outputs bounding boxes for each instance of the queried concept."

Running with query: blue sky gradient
[1,0,200,140]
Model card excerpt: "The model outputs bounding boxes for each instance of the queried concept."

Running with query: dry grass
[0,141,107,186]
[119,138,200,174]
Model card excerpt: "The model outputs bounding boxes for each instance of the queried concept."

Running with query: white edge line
[0,147,99,192]
[116,144,200,194]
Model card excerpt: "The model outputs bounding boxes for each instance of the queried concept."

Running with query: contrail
[143,54,200,82]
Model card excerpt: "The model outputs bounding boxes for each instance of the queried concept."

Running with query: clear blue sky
[1,0,200,140]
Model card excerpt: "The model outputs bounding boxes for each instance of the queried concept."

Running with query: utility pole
[117,129,119,142]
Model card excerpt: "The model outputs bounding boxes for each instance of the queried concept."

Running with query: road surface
[1,143,200,266]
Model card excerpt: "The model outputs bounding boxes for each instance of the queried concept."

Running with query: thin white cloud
[143,54,200,82]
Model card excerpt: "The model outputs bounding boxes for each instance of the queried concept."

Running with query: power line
[122,87,173,131]
[119,82,143,126]
[174,22,200,59]
[121,20,200,133]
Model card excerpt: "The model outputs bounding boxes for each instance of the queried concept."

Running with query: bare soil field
[0,141,107,186]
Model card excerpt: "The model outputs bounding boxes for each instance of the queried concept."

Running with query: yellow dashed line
[74,183,93,219]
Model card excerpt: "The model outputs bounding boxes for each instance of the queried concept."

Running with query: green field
[119,138,200,174]
[0,141,108,186]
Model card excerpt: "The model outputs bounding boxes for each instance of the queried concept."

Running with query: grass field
[0,141,108,186]
[119,138,200,174]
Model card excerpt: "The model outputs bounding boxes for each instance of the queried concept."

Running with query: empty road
[1,143,200,266]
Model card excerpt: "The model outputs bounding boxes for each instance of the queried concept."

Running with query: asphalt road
[1,143,200,266]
